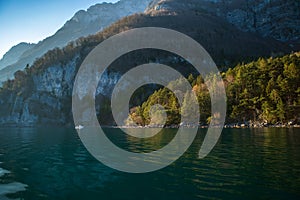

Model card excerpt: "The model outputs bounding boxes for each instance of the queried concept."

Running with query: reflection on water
[106,128,177,153]
[0,127,299,199]
[81,127,198,173]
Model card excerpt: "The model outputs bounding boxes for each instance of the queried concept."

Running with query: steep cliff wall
[0,56,120,126]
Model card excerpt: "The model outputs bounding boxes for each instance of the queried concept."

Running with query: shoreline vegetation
[125,53,300,128]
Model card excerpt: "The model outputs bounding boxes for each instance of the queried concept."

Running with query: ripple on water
[0,182,27,196]
[1,164,27,198]
[0,168,10,177]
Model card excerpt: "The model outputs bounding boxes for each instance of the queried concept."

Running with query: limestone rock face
[0,56,121,126]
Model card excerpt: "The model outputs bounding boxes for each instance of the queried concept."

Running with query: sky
[0,0,119,59]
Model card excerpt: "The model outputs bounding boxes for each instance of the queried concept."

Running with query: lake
[0,127,300,199]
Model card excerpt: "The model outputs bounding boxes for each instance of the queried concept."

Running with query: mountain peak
[0,43,35,71]
[0,0,152,82]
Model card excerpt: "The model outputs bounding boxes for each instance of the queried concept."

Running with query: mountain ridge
[0,43,35,71]
[0,0,152,83]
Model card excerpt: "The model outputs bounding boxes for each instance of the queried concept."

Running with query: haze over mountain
[0,43,35,71]
[0,0,152,83]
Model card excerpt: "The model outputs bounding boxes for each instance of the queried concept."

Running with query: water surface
[0,128,299,199]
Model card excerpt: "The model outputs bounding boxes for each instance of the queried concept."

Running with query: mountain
[0,43,35,71]
[0,0,152,83]
[0,0,297,126]
[146,0,300,43]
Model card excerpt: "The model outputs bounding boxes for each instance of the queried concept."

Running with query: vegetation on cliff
[127,53,300,126]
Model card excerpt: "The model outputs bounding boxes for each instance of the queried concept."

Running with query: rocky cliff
[0,55,121,126]
[146,0,300,43]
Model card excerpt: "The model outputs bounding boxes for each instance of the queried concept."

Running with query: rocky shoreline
[116,122,300,129]
[1,121,299,129]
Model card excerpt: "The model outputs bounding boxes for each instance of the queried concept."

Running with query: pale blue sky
[0,0,119,59]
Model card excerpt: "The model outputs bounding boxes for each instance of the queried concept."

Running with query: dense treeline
[127,52,300,126]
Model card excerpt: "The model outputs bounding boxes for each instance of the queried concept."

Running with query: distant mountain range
[0,43,35,71]
[0,0,152,83]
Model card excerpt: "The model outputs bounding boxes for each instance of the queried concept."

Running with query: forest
[126,52,300,127]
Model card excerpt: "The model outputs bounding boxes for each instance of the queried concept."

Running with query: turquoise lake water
[0,128,299,199]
